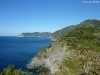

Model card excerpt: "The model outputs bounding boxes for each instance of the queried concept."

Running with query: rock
[27,42,67,73]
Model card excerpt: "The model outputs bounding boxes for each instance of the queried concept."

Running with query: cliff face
[27,41,100,75]
[27,42,67,73]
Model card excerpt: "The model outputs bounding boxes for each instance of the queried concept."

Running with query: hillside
[52,19,100,40]
[27,19,100,75]
[78,19,100,27]
[51,25,75,40]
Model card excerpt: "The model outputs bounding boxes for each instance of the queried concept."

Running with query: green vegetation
[78,19,100,28]
[37,19,100,75]
[58,26,100,52]
[36,66,50,75]
[53,19,100,41]
[54,19,100,75]
[0,65,33,75]
[51,25,75,40]
[34,19,100,75]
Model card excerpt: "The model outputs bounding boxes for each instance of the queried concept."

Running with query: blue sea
[0,36,51,72]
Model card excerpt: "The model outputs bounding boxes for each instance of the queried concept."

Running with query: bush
[0,64,33,75]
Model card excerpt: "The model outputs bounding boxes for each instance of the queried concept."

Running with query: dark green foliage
[51,25,75,40]
[66,26,98,39]
[52,19,100,40]
[58,26,100,52]
[36,66,50,75]
[78,19,100,28]
[0,65,33,75]
[47,43,52,48]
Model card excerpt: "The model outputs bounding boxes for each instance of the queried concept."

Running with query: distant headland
[17,32,52,38]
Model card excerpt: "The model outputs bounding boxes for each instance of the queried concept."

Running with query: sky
[0,0,100,36]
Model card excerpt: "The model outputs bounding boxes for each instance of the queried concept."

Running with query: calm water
[0,36,51,72]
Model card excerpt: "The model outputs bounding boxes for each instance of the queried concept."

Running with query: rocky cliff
[27,42,67,73]
[27,19,100,75]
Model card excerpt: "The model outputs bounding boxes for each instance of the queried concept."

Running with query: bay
[0,36,51,72]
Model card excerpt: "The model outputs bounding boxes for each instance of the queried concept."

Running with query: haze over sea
[0,36,51,72]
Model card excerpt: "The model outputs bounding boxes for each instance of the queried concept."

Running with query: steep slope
[51,25,75,40]
[56,26,100,75]
[27,42,67,73]
[27,19,100,75]
[52,19,100,41]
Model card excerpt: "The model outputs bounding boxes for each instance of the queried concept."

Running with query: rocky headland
[27,19,100,75]
[27,42,67,73]
[17,32,52,38]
